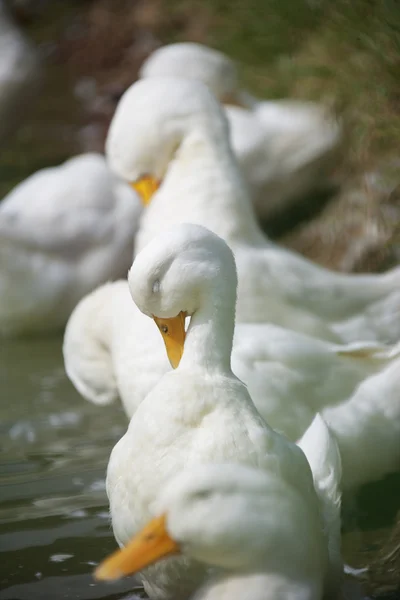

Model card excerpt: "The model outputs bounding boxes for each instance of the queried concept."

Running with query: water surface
[0,337,141,599]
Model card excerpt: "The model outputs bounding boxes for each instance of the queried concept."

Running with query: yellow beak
[131,175,160,205]
[94,514,180,581]
[153,311,187,369]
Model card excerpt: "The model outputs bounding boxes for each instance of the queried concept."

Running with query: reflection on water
[0,338,141,599]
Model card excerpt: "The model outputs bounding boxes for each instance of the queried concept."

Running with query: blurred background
[0,1,400,599]
[1,0,400,269]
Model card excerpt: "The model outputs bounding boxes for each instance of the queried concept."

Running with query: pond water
[0,337,143,599]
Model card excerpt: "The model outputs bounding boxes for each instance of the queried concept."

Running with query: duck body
[194,572,321,600]
[108,80,399,343]
[100,418,342,600]
[125,102,342,341]
[0,153,141,336]
[323,358,400,489]
[65,271,400,490]
[107,366,323,600]
[139,43,342,222]
[65,277,398,443]
[231,323,400,441]
[225,101,341,222]
[105,223,332,600]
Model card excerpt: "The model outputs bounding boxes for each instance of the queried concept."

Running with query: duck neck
[179,292,236,375]
[159,121,263,245]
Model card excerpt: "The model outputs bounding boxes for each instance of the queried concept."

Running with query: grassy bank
[166,0,400,175]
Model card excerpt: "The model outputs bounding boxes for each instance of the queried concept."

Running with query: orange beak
[131,176,160,205]
[94,514,180,581]
[153,311,187,369]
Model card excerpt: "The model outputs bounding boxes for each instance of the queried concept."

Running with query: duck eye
[161,325,168,334]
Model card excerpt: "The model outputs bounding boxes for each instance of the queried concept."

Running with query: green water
[0,337,142,599]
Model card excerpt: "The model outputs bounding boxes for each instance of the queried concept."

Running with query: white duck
[0,1,41,143]
[0,153,142,336]
[106,77,400,344]
[96,440,342,600]
[103,224,341,600]
[65,266,399,442]
[322,357,400,490]
[139,42,342,223]
[64,225,400,489]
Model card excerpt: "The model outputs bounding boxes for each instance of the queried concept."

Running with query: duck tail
[298,414,343,597]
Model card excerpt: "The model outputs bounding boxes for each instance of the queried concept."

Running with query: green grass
[166,0,400,174]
